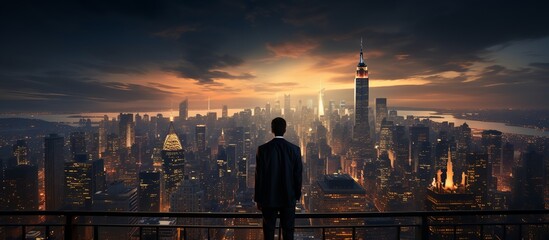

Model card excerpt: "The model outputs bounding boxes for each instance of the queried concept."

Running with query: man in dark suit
[255,117,303,240]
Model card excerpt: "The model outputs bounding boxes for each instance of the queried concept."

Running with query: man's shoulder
[280,139,300,152]
[286,141,300,150]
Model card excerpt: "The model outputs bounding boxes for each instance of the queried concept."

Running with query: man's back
[254,138,302,208]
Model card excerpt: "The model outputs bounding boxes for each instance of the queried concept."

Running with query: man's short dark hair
[271,117,286,136]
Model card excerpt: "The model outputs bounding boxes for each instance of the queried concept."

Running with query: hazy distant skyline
[1,1,548,113]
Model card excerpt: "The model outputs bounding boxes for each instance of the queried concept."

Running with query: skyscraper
[139,171,162,212]
[3,164,38,210]
[318,88,325,119]
[353,39,370,141]
[284,94,291,119]
[64,154,93,210]
[179,98,188,120]
[162,123,185,202]
[310,174,369,239]
[12,139,29,165]
[119,113,135,149]
[375,98,388,135]
[410,125,431,182]
[45,133,65,210]
[482,130,502,177]
[195,124,206,152]
[98,116,108,158]
[70,131,87,158]
[222,104,228,118]
[502,142,514,176]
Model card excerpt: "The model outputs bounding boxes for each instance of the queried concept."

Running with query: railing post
[352,226,356,240]
[207,227,210,240]
[502,224,506,240]
[94,225,99,240]
[322,227,325,240]
[421,215,429,240]
[46,226,50,239]
[64,213,73,240]
[21,225,26,240]
[519,224,522,239]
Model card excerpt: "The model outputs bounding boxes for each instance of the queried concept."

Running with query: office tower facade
[93,182,138,211]
[13,140,29,165]
[375,98,388,134]
[70,131,87,158]
[118,113,135,149]
[195,124,206,152]
[93,182,138,238]
[353,41,370,141]
[3,164,38,210]
[98,117,108,158]
[482,130,502,177]
[179,98,188,120]
[378,120,394,156]
[222,105,228,118]
[310,174,368,239]
[170,177,205,238]
[502,142,514,176]
[410,125,431,183]
[139,171,162,212]
[318,89,325,119]
[511,148,544,210]
[284,94,291,118]
[45,133,65,210]
[92,159,107,194]
[466,153,491,209]
[392,125,409,172]
[162,123,185,201]
[456,123,472,170]
[64,154,93,210]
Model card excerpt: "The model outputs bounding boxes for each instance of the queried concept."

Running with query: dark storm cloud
[1,0,548,112]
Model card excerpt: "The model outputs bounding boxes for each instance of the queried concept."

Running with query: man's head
[271,117,286,136]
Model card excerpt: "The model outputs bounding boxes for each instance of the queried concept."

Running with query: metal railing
[1,210,549,239]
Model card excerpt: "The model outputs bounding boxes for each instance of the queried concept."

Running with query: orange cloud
[266,39,320,58]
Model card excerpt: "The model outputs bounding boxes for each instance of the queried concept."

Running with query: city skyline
[1,1,549,113]
[1,32,548,238]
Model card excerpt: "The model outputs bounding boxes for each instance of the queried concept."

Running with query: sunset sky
[1,1,548,113]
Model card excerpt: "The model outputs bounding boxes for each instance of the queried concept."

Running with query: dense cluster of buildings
[1,43,548,239]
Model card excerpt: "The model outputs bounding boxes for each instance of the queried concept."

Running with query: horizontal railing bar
[1,209,548,218]
[69,224,423,229]
[4,222,547,229]
[0,224,64,227]
[430,222,549,227]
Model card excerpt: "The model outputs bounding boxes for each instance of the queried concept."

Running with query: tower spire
[359,38,364,65]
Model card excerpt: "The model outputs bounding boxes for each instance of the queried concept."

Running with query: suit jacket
[254,137,303,208]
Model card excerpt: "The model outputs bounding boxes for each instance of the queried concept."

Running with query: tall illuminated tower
[284,94,291,118]
[13,140,29,165]
[179,98,188,120]
[318,88,325,119]
[162,122,185,200]
[118,113,135,149]
[354,39,370,141]
[375,98,387,134]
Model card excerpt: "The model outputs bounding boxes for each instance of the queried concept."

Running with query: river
[1,109,547,137]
